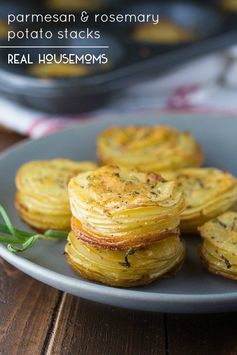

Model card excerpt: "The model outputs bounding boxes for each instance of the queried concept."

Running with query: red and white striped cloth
[1,48,237,138]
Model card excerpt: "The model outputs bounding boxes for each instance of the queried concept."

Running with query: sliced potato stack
[97,125,204,173]
[15,159,97,231]
[66,165,186,287]
[199,211,237,280]
[164,168,237,233]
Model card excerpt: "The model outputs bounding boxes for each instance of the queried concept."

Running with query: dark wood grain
[0,260,62,355]
[166,313,237,355]
[44,295,166,355]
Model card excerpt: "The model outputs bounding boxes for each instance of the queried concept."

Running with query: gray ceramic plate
[1,113,237,314]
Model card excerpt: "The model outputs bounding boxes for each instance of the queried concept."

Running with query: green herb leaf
[8,235,39,253]
[0,236,21,243]
[0,205,17,237]
[0,223,32,240]
[44,230,68,239]
[0,205,68,253]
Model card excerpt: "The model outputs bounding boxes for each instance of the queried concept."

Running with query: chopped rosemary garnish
[0,205,68,253]
[213,218,228,229]
[119,248,136,268]
[221,255,232,269]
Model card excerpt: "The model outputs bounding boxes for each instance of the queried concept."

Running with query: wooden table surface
[1,130,237,355]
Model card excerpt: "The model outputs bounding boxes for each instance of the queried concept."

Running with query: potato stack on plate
[15,159,97,231]
[65,165,186,287]
[97,125,204,173]
[163,168,237,233]
[199,211,237,280]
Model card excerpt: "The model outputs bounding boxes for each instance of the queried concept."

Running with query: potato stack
[65,165,186,287]
[163,168,237,233]
[97,126,204,173]
[15,159,97,231]
[199,211,237,280]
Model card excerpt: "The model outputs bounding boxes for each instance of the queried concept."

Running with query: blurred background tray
[0,0,237,113]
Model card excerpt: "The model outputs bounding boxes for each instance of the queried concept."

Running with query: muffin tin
[0,0,237,113]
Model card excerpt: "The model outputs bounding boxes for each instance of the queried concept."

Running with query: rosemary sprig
[0,205,68,253]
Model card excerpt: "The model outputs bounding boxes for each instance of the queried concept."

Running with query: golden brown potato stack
[164,168,237,233]
[97,125,204,173]
[15,159,97,231]
[199,211,237,280]
[65,165,186,287]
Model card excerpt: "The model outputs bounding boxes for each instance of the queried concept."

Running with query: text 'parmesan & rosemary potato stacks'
[199,211,237,280]
[66,165,186,287]
[15,159,97,231]
[97,126,204,172]
[164,168,237,233]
